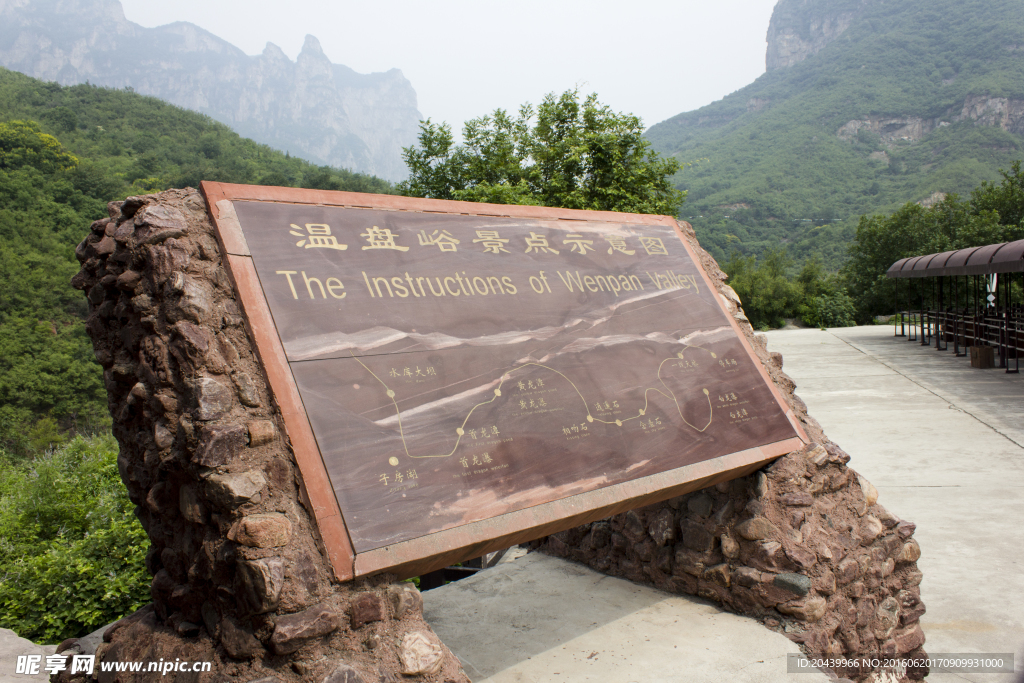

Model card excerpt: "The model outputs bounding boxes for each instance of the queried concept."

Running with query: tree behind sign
[398,89,686,217]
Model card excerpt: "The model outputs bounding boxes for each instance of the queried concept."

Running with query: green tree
[0,435,150,642]
[843,180,1022,320]
[971,160,1024,228]
[399,90,685,215]
[0,120,77,173]
[724,248,805,329]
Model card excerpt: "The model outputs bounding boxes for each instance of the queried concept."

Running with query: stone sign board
[200,182,806,580]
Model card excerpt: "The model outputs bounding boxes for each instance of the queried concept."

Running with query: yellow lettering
[302,271,325,299]
[276,270,298,299]
[326,277,346,299]
[426,277,446,297]
[390,277,409,297]
[372,277,394,298]
[501,276,518,295]
[583,275,598,292]
[486,276,505,295]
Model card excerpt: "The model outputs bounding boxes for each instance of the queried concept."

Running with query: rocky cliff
[0,0,420,181]
[645,0,1024,266]
[765,0,872,71]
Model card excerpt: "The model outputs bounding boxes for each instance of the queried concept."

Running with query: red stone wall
[65,189,468,683]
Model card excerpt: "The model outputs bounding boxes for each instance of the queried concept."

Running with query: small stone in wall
[219,617,263,659]
[735,517,779,541]
[238,557,285,614]
[720,534,739,559]
[231,371,261,407]
[194,376,235,420]
[322,664,365,683]
[777,595,827,622]
[350,593,384,629]
[206,470,267,508]
[872,596,900,640]
[680,520,714,552]
[269,603,340,655]
[399,630,444,676]
[859,475,879,507]
[704,564,730,587]
[897,540,921,563]
[648,508,675,546]
[836,557,860,585]
[749,540,787,571]
[687,493,713,517]
[153,422,174,450]
[781,491,813,507]
[893,624,925,654]
[733,566,765,588]
[859,516,883,545]
[227,513,292,548]
[897,520,916,540]
[754,472,769,497]
[773,573,811,596]
[248,420,277,446]
[388,583,424,619]
[193,423,247,467]
[179,484,206,523]
[816,569,837,596]
[803,443,828,466]
[785,544,816,570]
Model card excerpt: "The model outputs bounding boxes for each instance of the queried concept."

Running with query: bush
[0,434,150,642]
[724,248,805,329]
[806,290,858,328]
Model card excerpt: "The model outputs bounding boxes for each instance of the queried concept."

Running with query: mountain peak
[300,34,324,56]
[262,42,288,61]
[0,0,421,180]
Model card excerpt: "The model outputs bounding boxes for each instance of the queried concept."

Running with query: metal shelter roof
[887,239,1024,278]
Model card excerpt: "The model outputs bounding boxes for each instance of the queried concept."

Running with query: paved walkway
[423,325,1024,682]
[424,552,824,683]
[766,326,1024,683]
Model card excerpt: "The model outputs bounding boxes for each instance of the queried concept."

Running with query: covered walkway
[887,239,1024,370]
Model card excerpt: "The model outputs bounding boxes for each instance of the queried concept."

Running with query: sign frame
[200,181,807,581]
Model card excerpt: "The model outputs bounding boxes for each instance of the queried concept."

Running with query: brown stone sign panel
[200,182,806,580]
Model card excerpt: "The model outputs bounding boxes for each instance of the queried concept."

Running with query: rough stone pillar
[536,223,928,683]
[67,189,468,683]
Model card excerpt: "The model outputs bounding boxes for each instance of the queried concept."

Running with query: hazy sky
[119,0,777,132]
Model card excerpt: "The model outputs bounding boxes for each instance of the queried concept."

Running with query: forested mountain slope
[0,67,389,455]
[647,0,1024,267]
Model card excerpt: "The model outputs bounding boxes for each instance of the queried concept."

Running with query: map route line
[351,343,720,462]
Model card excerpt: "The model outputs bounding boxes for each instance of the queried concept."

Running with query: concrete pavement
[423,552,827,683]
[766,326,1024,683]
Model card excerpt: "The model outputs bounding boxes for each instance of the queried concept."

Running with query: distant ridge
[646,0,1024,267]
[0,0,421,180]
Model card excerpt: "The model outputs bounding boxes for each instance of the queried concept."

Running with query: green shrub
[806,290,858,328]
[724,248,805,329]
[0,434,150,642]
